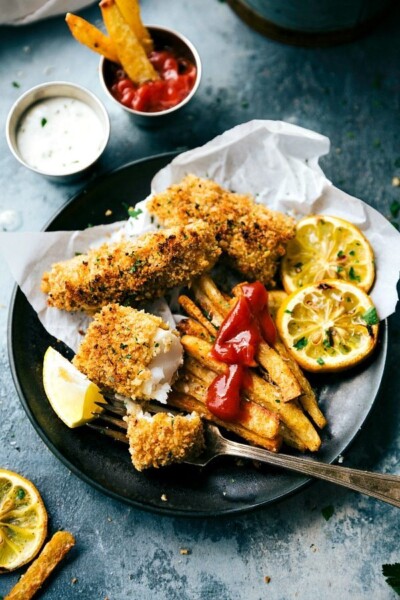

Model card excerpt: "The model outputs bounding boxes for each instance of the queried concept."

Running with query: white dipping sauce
[16,97,105,175]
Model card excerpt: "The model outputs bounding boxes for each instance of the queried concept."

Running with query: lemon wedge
[43,346,105,428]
[281,215,375,294]
[0,469,47,572]
[276,280,379,372]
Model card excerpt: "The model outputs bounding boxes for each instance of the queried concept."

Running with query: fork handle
[223,440,400,508]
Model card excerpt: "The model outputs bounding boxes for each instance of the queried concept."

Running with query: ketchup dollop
[109,50,197,113]
[206,282,276,422]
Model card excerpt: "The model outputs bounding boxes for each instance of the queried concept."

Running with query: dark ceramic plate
[8,153,388,517]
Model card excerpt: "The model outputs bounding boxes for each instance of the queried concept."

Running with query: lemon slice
[281,215,375,294]
[276,280,379,372]
[0,469,47,572]
[43,347,105,428]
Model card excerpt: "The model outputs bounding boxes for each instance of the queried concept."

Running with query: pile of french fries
[66,0,159,85]
[169,275,327,453]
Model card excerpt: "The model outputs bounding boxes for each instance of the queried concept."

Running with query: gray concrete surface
[0,1,399,598]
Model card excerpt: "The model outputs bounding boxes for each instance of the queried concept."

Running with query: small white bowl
[6,82,110,183]
[99,25,202,127]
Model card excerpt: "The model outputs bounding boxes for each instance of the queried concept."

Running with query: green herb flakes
[382,563,400,596]
[349,250,356,256]
[349,267,360,282]
[362,307,379,326]
[316,357,325,366]
[390,200,400,218]
[41,117,47,127]
[120,343,128,350]
[16,488,26,500]
[12,81,21,88]
[284,309,292,314]
[337,250,345,258]
[337,266,344,273]
[293,337,308,350]
[321,505,334,521]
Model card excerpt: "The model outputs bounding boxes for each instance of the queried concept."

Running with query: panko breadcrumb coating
[126,410,204,470]
[148,175,296,287]
[41,221,221,312]
[73,304,182,401]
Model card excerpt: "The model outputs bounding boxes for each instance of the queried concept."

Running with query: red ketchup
[110,50,197,113]
[206,282,277,422]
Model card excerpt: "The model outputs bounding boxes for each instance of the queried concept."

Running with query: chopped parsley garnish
[12,81,21,88]
[323,338,331,349]
[284,309,292,314]
[16,488,26,500]
[362,307,379,326]
[337,266,344,273]
[122,203,143,219]
[129,259,143,273]
[293,337,308,350]
[294,262,303,270]
[349,267,360,282]
[120,343,128,349]
[241,100,249,109]
[337,250,345,258]
[316,357,325,366]
[125,354,132,359]
[41,117,47,127]
[349,250,355,256]
[382,563,400,596]
[321,505,334,521]
[390,200,400,218]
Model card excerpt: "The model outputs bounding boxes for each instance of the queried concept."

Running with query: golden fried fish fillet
[73,303,182,401]
[126,409,204,471]
[148,175,296,287]
[41,221,221,312]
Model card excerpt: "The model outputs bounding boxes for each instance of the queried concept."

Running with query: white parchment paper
[1,120,399,353]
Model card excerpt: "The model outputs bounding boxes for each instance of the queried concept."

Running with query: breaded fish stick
[148,175,296,287]
[41,221,221,312]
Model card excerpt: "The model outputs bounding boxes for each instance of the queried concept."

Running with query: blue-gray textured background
[0,1,399,598]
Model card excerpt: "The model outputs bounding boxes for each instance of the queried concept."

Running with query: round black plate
[8,153,388,517]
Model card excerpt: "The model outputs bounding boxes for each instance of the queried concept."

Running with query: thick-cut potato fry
[248,374,321,452]
[267,290,288,320]
[65,13,119,63]
[180,335,321,452]
[176,318,215,343]
[5,531,75,600]
[231,283,302,401]
[168,392,282,452]
[180,335,281,405]
[100,0,158,84]
[178,295,218,337]
[196,275,233,316]
[275,340,327,429]
[176,366,280,439]
[115,0,153,53]
[192,283,225,328]
[279,423,307,452]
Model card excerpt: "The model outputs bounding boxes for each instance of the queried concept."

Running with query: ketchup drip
[206,282,277,422]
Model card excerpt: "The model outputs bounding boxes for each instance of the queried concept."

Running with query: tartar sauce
[16,97,105,175]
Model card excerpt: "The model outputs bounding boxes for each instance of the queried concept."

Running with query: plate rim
[7,153,389,517]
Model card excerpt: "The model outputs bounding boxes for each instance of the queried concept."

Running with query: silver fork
[88,396,400,509]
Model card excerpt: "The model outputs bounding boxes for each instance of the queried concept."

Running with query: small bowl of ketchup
[99,25,201,127]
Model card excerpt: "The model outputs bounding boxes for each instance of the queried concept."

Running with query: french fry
[114,0,153,53]
[275,340,327,429]
[177,364,280,439]
[180,335,321,452]
[279,423,308,452]
[267,290,288,320]
[180,335,282,405]
[196,275,233,316]
[65,13,119,63]
[231,283,302,401]
[5,531,75,600]
[178,295,218,337]
[192,280,225,327]
[168,392,282,452]
[176,318,215,343]
[100,0,158,84]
